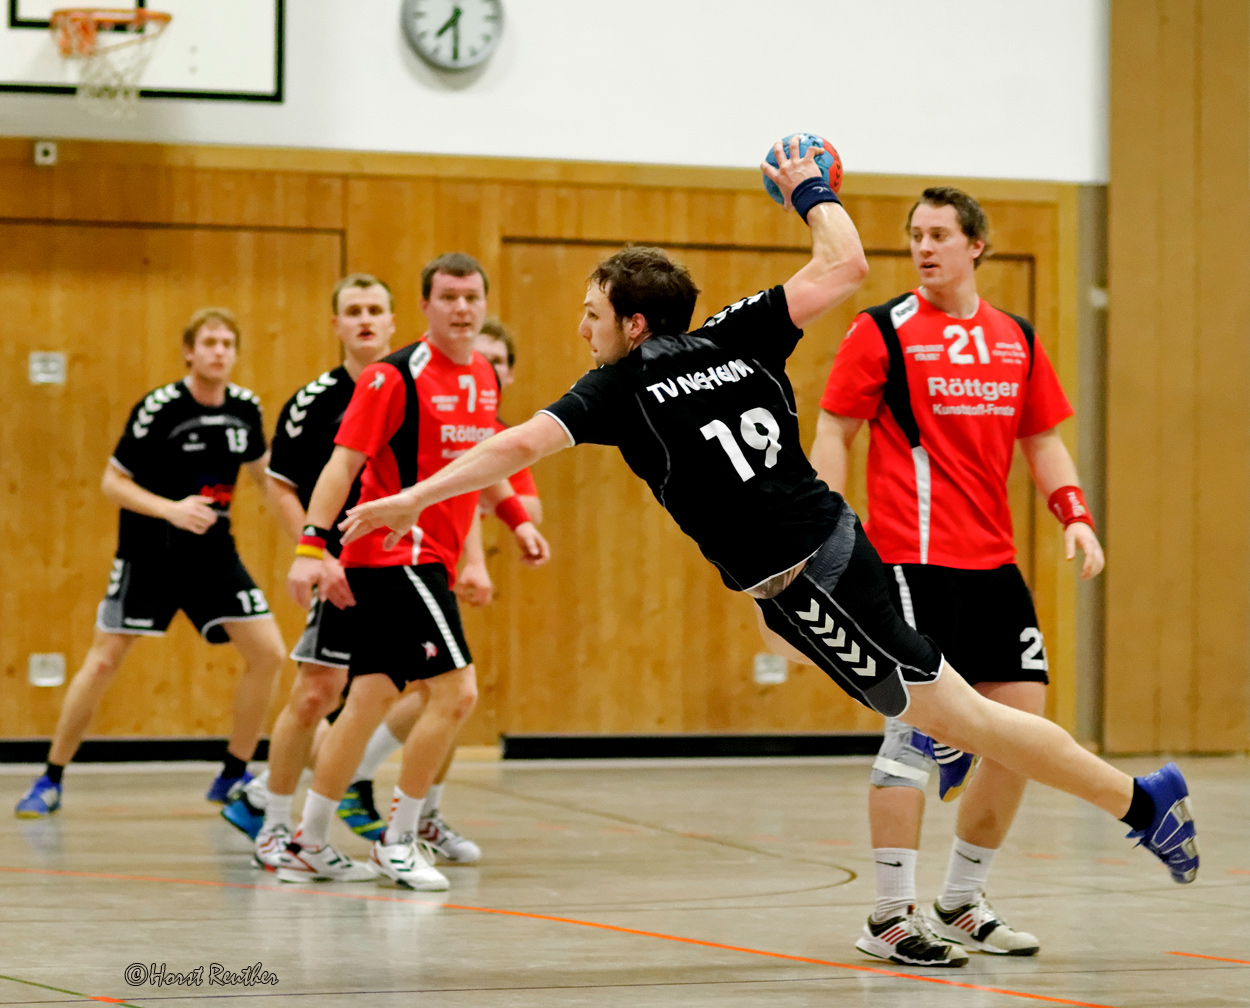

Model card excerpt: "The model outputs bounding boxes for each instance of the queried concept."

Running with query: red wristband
[1047,486,1095,530]
[494,495,531,531]
[298,533,327,549]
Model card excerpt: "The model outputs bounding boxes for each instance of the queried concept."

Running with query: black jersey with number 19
[540,286,843,591]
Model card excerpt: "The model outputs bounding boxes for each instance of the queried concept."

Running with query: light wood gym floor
[1,755,1247,1007]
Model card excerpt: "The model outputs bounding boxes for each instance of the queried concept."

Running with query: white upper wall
[0,0,1110,183]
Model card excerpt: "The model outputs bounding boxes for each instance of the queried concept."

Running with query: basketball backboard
[0,0,283,100]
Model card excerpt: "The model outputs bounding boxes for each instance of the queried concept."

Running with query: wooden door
[0,221,342,739]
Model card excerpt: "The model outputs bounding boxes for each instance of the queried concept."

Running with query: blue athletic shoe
[206,769,253,804]
[15,775,62,819]
[221,791,264,840]
[337,780,386,842]
[913,732,979,802]
[1128,762,1199,884]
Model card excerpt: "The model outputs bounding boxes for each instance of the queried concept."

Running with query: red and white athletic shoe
[275,838,377,883]
[928,896,1040,956]
[252,823,291,871]
[855,906,969,967]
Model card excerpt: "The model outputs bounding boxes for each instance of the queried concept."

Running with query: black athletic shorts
[96,552,270,645]
[291,592,354,670]
[886,562,1048,686]
[756,508,944,718]
[345,564,471,689]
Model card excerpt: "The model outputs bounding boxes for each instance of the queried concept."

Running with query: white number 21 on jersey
[944,324,990,365]
[700,407,781,482]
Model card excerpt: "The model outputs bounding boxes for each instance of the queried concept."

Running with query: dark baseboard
[0,738,270,764]
[500,733,883,760]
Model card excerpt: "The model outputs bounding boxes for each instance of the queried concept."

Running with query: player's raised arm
[341,414,568,549]
[761,136,869,330]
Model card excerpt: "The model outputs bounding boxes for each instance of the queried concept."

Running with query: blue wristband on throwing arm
[791,176,841,223]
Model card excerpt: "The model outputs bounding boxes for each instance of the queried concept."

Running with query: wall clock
[401,0,504,72]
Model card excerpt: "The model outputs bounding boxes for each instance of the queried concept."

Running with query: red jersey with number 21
[334,339,500,573]
[820,291,1073,569]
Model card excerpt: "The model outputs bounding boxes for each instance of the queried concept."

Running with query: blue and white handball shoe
[1128,762,1199,884]
[206,769,253,804]
[913,731,979,802]
[15,774,62,818]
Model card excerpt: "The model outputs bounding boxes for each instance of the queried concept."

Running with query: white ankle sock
[420,783,444,821]
[871,847,917,923]
[385,787,424,846]
[297,791,336,849]
[353,725,403,782]
[937,837,997,910]
[263,790,293,832]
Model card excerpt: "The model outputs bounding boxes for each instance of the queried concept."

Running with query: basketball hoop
[51,8,172,117]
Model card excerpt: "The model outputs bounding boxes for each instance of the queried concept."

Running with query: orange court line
[0,864,1119,1007]
[1167,951,1250,966]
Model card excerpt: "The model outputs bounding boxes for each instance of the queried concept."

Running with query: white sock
[263,790,293,833]
[420,783,444,821]
[871,847,918,923]
[385,787,424,846]
[296,791,336,849]
[353,724,403,782]
[938,837,997,911]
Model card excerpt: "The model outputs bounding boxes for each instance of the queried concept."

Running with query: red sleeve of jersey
[819,313,889,419]
[508,467,539,498]
[334,362,407,457]
[1017,339,1074,437]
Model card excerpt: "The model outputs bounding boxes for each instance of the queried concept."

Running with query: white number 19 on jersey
[701,407,782,481]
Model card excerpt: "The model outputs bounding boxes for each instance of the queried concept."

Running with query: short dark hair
[421,253,489,299]
[477,317,516,368]
[906,186,993,268]
[182,307,240,352]
[331,273,393,313]
[588,247,699,336]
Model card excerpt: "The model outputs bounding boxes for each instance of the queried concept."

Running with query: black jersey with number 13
[109,380,266,562]
[540,286,843,591]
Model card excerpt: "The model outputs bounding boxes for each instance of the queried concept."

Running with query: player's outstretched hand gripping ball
[763,134,843,204]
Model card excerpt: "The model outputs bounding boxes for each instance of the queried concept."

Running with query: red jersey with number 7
[334,339,500,573]
[819,291,1073,569]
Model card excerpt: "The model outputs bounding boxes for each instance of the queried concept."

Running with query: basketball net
[51,8,172,118]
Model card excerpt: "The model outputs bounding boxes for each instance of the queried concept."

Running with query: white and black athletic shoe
[929,897,1040,956]
[855,906,969,967]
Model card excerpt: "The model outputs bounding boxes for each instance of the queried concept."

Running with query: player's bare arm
[341,415,567,550]
[480,478,550,566]
[762,137,869,330]
[1019,426,1105,579]
[455,510,493,607]
[287,444,366,609]
[101,460,217,535]
[810,411,864,495]
[265,475,308,543]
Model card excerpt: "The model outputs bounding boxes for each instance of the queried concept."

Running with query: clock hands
[435,6,462,63]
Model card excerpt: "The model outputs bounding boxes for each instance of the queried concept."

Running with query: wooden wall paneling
[0,137,1082,744]
[1107,0,1166,751]
[1192,0,1250,749]
[1107,0,1250,753]
[0,222,342,739]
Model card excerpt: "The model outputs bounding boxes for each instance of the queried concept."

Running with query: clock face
[401,0,504,72]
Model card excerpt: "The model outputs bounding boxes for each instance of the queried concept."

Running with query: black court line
[0,970,143,1005]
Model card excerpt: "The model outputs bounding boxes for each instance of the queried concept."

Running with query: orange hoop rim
[51,7,171,57]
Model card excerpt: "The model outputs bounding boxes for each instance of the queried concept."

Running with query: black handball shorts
[886,562,1048,686]
[96,551,270,645]
[755,507,944,718]
[344,563,472,690]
